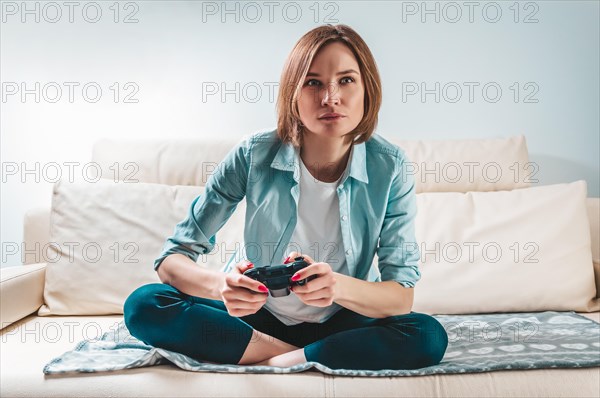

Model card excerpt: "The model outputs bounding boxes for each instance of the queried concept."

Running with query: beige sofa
[1,132,599,397]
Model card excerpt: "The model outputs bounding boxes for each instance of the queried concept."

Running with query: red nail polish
[291,274,300,281]
[284,256,290,264]
[258,285,268,293]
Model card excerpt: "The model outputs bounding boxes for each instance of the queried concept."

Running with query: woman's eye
[304,77,354,87]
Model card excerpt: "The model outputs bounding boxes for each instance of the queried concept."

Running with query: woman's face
[297,41,365,141]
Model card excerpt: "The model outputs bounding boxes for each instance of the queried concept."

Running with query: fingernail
[247,262,254,268]
[258,285,268,293]
[291,274,300,281]
[284,256,290,264]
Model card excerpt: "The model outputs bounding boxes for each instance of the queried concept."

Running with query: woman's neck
[299,133,353,183]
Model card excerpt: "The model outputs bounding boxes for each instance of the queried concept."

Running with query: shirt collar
[270,139,369,184]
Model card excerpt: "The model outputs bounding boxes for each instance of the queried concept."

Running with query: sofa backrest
[91,133,531,193]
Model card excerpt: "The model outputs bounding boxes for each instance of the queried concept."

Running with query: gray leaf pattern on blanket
[43,311,600,377]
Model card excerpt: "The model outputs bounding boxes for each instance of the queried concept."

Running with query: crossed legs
[124,283,448,370]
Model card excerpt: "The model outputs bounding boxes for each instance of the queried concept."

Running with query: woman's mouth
[319,115,345,122]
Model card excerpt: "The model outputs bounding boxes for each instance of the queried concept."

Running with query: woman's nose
[321,82,340,105]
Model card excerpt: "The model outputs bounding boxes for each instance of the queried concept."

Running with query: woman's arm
[376,155,422,288]
[152,137,251,299]
[333,154,420,318]
[333,273,413,318]
[153,137,251,271]
[158,254,226,300]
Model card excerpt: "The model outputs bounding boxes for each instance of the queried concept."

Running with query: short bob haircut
[276,24,382,148]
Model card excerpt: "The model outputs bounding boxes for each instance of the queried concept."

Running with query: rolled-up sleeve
[376,155,422,288]
[153,137,251,271]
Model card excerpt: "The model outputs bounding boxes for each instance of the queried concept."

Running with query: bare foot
[250,348,307,367]
[237,329,300,365]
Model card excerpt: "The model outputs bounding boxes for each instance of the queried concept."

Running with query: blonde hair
[276,24,382,148]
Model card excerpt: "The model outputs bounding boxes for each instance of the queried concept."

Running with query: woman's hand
[220,260,269,317]
[285,251,339,307]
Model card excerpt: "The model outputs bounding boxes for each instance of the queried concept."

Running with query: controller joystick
[243,256,317,297]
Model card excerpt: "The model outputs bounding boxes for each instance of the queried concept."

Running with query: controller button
[345,249,352,255]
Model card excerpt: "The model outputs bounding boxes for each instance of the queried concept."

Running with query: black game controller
[243,256,317,297]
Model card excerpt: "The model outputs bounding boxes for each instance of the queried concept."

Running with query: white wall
[1,0,598,267]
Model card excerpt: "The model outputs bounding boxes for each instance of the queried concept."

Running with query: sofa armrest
[23,206,51,265]
[587,198,599,298]
[0,263,46,330]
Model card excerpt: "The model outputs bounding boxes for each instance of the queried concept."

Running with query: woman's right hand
[220,260,269,317]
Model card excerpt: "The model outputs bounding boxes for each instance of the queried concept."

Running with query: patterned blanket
[43,311,600,377]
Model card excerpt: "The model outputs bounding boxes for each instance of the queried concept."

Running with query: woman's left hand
[285,251,338,307]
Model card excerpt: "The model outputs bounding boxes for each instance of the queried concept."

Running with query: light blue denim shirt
[154,128,421,288]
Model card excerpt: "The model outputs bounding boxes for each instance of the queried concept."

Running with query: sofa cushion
[92,133,530,193]
[38,179,245,316]
[39,176,597,316]
[395,135,531,193]
[412,180,599,314]
[587,198,600,296]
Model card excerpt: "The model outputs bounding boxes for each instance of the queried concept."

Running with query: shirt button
[341,215,347,221]
[346,249,352,255]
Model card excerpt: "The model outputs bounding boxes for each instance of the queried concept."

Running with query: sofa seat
[2,312,599,398]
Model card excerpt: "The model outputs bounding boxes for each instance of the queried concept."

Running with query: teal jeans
[124,283,448,370]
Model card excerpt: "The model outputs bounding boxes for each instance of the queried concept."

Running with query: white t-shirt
[263,146,352,326]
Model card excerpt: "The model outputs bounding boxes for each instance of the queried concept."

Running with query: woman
[124,24,448,371]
